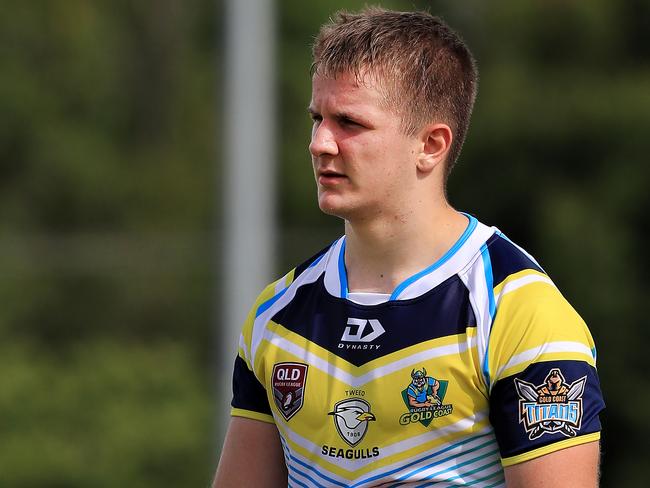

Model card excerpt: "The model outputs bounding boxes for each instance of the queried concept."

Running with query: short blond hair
[312,7,478,178]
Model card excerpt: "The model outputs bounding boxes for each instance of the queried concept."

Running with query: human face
[308,72,421,221]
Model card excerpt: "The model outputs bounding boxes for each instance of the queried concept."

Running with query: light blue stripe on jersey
[388,439,497,485]
[351,432,493,488]
[464,469,505,486]
[338,238,348,298]
[280,435,347,488]
[286,453,347,487]
[410,457,501,487]
[255,253,326,318]
[435,458,502,486]
[255,287,288,318]
[480,244,496,320]
[390,214,478,300]
[396,447,499,486]
[482,477,507,488]
[480,243,496,388]
[288,473,310,488]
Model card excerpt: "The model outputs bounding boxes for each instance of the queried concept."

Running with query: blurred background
[1,0,648,486]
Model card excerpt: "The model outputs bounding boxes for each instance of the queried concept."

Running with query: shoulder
[482,231,545,288]
[239,241,336,347]
[481,232,596,383]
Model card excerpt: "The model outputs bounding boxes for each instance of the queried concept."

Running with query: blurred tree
[0,0,218,485]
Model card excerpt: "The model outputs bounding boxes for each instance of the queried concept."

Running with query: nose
[309,121,339,158]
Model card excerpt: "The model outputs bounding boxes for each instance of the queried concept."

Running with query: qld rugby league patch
[272,362,308,421]
[514,368,586,440]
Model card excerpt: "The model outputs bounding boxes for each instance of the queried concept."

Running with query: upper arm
[213,417,287,488]
[478,237,605,467]
[486,274,604,465]
[504,441,600,487]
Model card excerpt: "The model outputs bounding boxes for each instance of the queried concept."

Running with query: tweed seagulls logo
[515,368,586,439]
[322,397,380,460]
[328,398,376,446]
[271,362,308,421]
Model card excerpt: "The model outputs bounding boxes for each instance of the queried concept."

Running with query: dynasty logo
[399,368,453,427]
[514,368,586,440]
[338,318,385,351]
[271,362,308,421]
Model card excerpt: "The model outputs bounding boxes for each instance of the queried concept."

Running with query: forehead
[310,71,386,113]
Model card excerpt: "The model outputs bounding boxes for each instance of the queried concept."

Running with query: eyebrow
[307,106,370,125]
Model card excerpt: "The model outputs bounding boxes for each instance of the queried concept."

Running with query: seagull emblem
[328,398,376,446]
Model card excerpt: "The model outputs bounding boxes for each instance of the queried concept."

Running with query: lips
[317,168,347,186]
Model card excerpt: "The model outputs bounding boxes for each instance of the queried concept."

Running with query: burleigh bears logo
[514,368,586,440]
[399,368,453,427]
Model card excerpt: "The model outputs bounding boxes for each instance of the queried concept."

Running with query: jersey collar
[322,214,496,302]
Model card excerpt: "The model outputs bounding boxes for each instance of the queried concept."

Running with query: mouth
[317,168,347,186]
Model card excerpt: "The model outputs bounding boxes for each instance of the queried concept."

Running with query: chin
[318,202,346,218]
[317,195,351,219]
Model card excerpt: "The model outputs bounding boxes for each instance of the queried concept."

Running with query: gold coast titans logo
[514,368,586,440]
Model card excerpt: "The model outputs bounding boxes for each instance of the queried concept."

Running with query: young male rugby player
[214,7,604,487]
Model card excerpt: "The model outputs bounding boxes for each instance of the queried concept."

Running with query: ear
[416,123,453,174]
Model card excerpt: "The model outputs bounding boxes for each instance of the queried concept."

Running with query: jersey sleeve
[486,269,605,466]
[230,271,295,424]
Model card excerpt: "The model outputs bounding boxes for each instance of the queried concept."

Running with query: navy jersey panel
[271,274,476,366]
[293,244,331,279]
[231,355,272,415]
[489,360,605,459]
[485,234,544,288]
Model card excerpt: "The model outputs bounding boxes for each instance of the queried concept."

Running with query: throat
[343,210,471,295]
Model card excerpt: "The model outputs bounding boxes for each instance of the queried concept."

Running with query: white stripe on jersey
[494,273,555,303]
[459,250,494,390]
[494,341,595,381]
[395,223,495,301]
[250,250,330,368]
[277,410,491,475]
[278,416,502,487]
[265,331,477,388]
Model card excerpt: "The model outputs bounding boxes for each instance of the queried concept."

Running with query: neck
[343,202,469,294]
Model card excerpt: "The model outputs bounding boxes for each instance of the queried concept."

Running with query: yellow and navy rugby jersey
[231,215,604,488]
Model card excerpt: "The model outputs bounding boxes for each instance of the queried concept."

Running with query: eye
[308,111,322,124]
[339,116,362,128]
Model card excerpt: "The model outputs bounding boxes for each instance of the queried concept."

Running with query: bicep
[504,441,600,488]
[213,416,287,488]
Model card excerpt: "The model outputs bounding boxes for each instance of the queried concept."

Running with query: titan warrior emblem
[328,398,376,446]
[271,362,308,421]
[514,368,587,440]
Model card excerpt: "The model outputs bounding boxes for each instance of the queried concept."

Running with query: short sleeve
[231,355,274,423]
[487,272,605,466]
[229,277,292,424]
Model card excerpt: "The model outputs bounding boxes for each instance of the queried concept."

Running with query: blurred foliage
[0,0,648,486]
